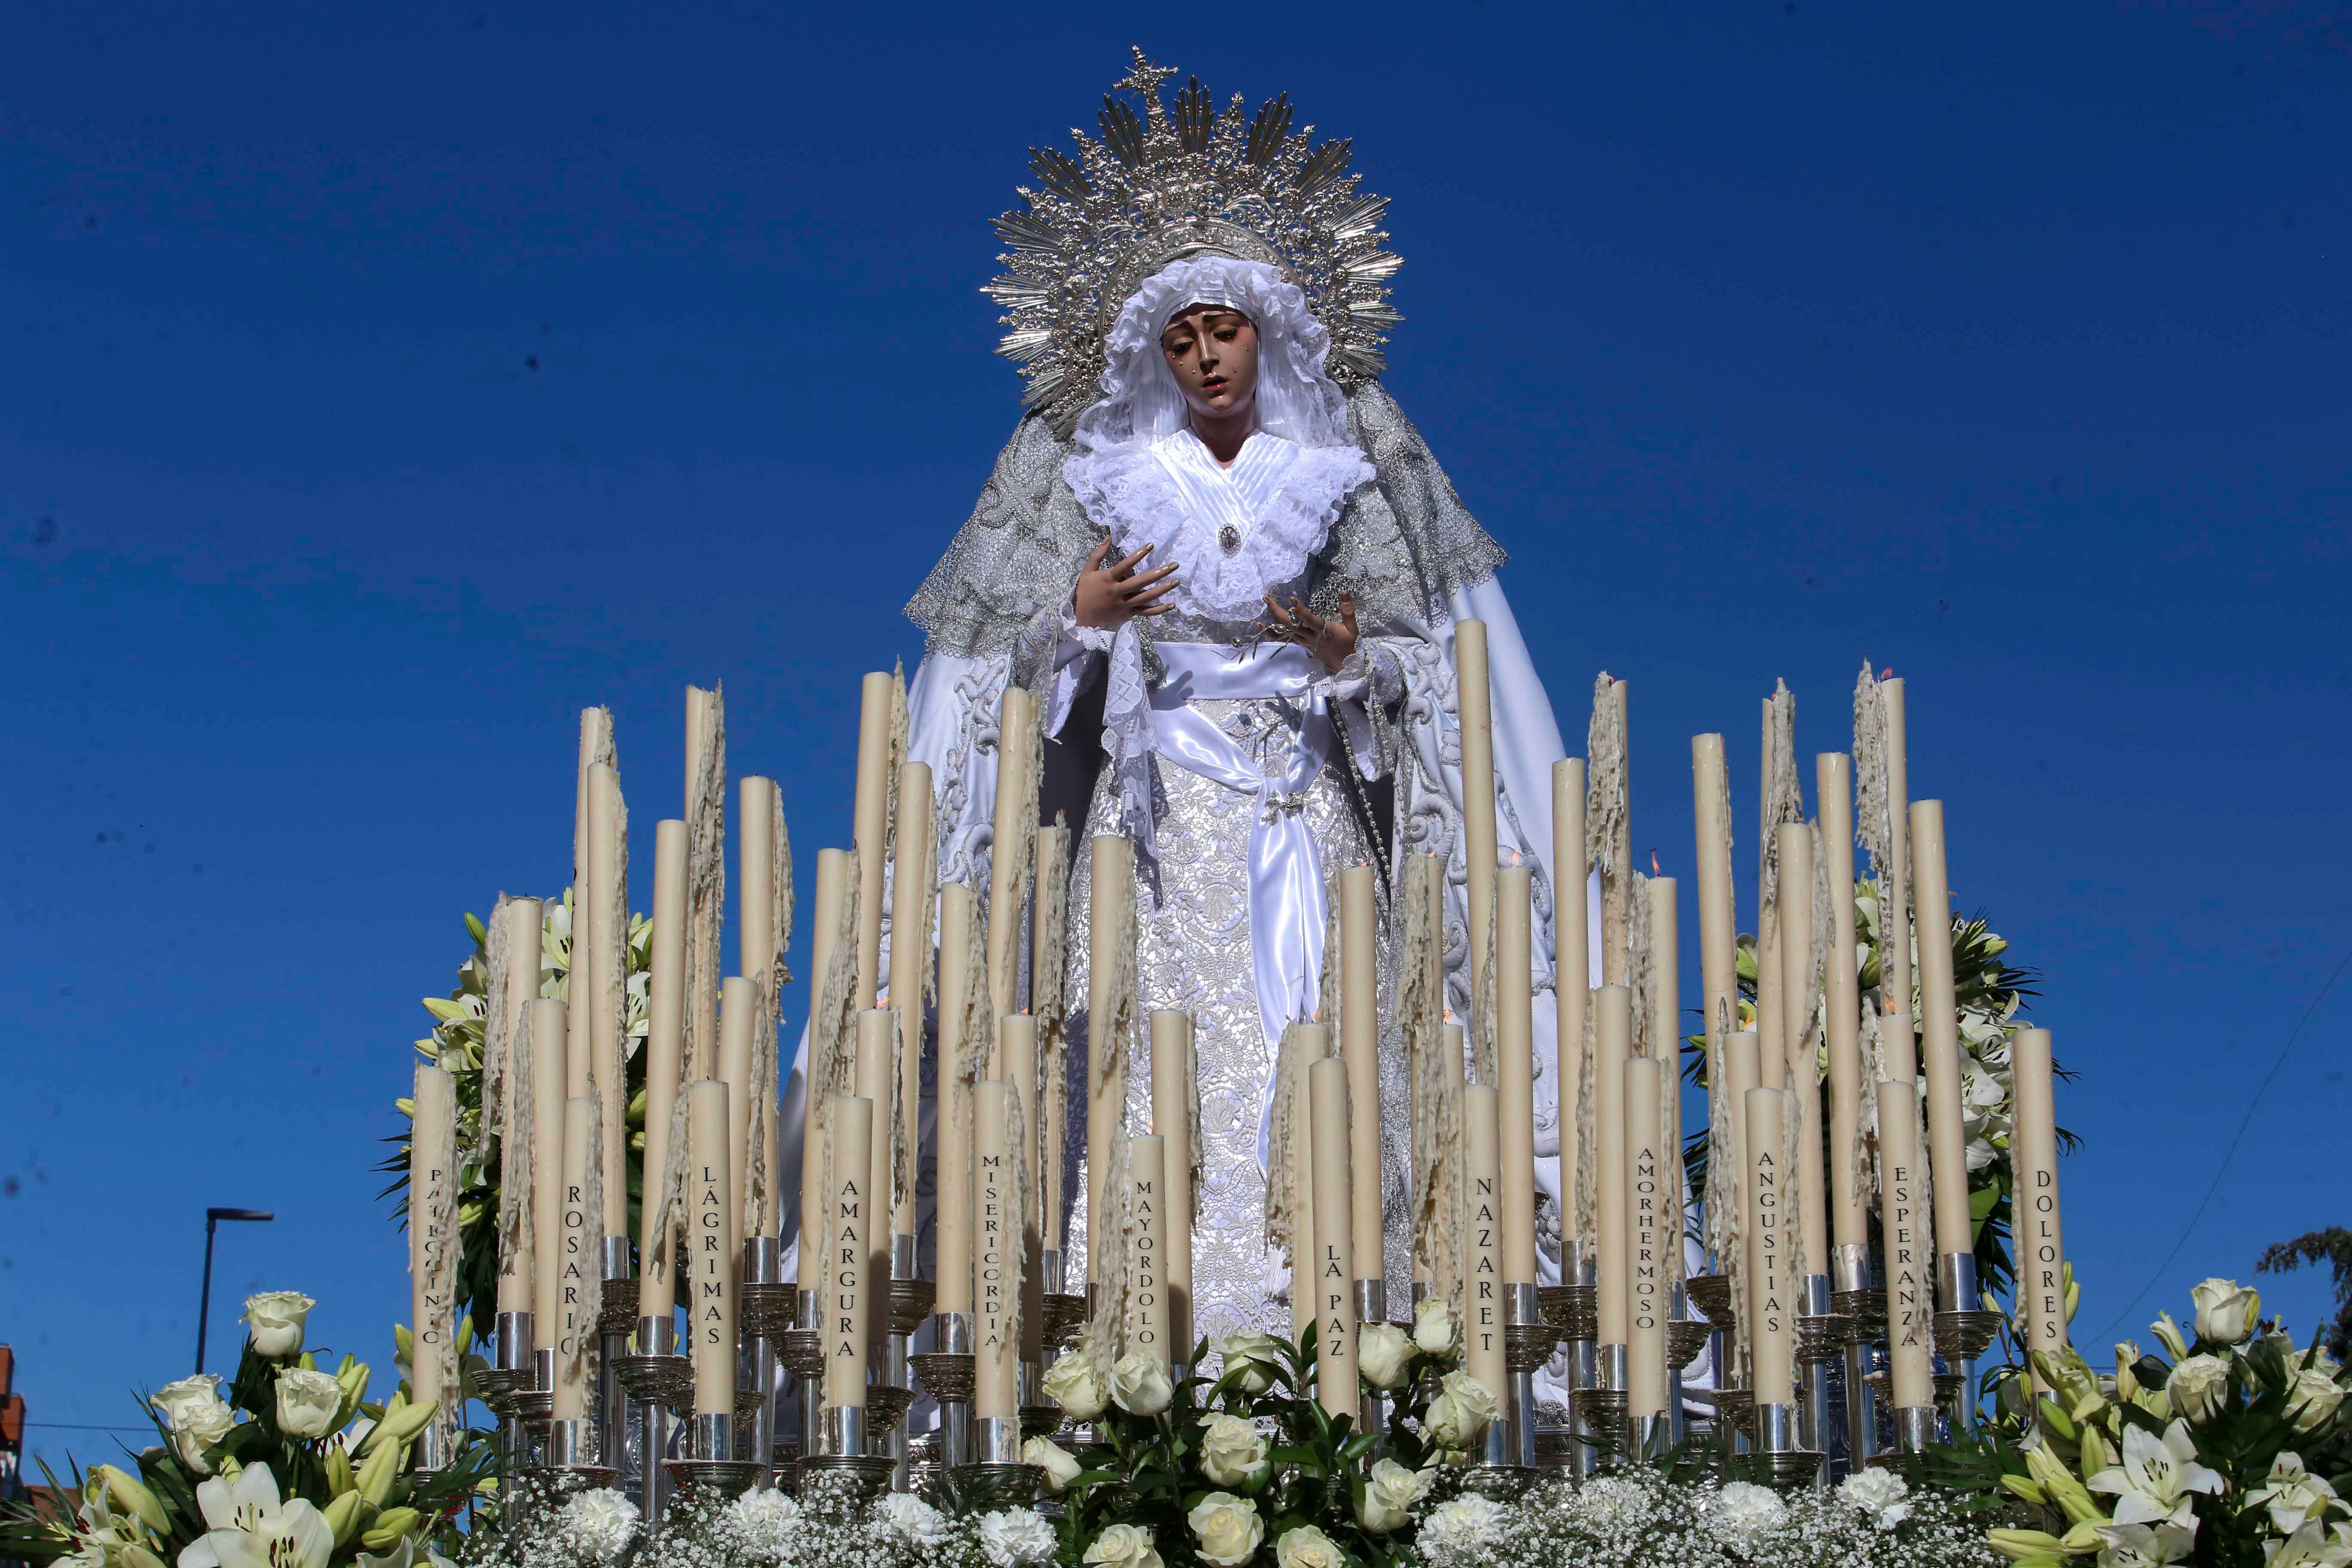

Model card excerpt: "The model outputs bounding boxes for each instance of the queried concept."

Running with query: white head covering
[1070,255,1358,456]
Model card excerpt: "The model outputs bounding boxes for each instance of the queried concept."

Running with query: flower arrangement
[628,1470,1055,1568]
[1,1292,490,1568]
[1954,1277,2352,1566]
[457,1478,641,1568]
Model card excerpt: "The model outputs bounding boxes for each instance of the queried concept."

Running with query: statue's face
[1159,305,1261,424]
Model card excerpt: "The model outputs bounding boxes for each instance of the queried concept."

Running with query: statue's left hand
[1259,592,1357,673]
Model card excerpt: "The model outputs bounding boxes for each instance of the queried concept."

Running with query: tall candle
[1455,621,1498,1040]
[1150,1012,1194,1357]
[1127,1133,1169,1365]
[1002,1012,1043,1364]
[1645,874,1681,1289]
[686,1081,735,1418]
[1461,1082,1505,1400]
[1283,1023,1329,1343]
[1624,1056,1668,1421]
[1776,823,1828,1277]
[720,977,756,1231]
[1411,856,1446,1290]
[409,1064,457,1427]
[640,822,688,1320]
[1594,986,1632,1347]
[1598,678,1631,985]
[1035,824,1071,1264]
[798,848,851,1288]
[2011,1029,2067,1357]
[988,686,1037,1014]
[495,897,542,1317]
[1690,737,1737,1073]
[1881,678,1912,1017]
[974,1080,1019,1418]
[1552,761,1589,1249]
[1876,1079,1935,1409]
[1909,802,1974,1268]
[530,998,570,1355]
[851,674,894,1011]
[569,707,611,1110]
[1816,756,1868,1253]
[588,762,628,1235]
[854,1009,895,1346]
[824,1095,873,1411]
[1755,704,1784,1103]
[1496,865,1537,1287]
[554,1094,595,1420]
[741,776,784,1237]
[1743,1087,1794,1404]
[1087,835,1136,1281]
[1308,1058,1358,1418]
[937,882,976,1316]
[1721,1030,1760,1293]
[889,762,934,1240]
[1338,865,1384,1286]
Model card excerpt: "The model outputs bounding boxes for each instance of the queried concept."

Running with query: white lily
[177,1463,334,1568]
[2250,1452,2339,1537]
[2092,1521,2193,1567]
[2267,1522,2352,1568]
[2084,1420,2223,1529]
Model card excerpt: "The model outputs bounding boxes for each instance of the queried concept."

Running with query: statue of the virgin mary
[788,52,1604,1368]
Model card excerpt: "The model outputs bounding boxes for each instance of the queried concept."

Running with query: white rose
[1355,1458,1433,1534]
[1083,1523,1163,1568]
[241,1292,317,1359]
[975,1507,1057,1568]
[2291,1368,2347,1436]
[1186,1493,1264,1568]
[1274,1525,1343,1568]
[1042,1350,1110,1422]
[1213,1332,1286,1395]
[273,1369,343,1439]
[2189,1279,2259,1348]
[1197,1413,1269,1487]
[2166,1355,2230,1424]
[1420,1393,1474,1452]
[1837,1468,1912,1531]
[1412,1298,1455,1356]
[876,1492,953,1545]
[151,1376,227,1433]
[1357,1323,1412,1391]
[1021,1436,1084,1494]
[1111,1351,1173,1416]
[1440,1369,1499,1425]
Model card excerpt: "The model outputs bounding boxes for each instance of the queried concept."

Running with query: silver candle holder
[1831,1247,1881,1478]
[912,1311,976,1469]
[663,1411,766,1500]
[1794,1274,1852,1487]
[798,1405,896,1502]
[1752,1399,1824,1493]
[614,1312,689,1532]
[1498,1281,1545,1470]
[1354,1278,1388,1439]
[1934,1252,2002,1434]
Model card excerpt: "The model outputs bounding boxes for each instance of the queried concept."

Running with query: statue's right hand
[1072,538,1180,630]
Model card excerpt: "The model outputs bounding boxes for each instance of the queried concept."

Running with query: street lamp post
[196,1208,275,1373]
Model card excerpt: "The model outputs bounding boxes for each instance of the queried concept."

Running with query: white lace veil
[1069,255,1358,457]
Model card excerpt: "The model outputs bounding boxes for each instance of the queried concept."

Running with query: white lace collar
[1063,426,1375,624]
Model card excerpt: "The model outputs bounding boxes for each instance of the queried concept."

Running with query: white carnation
[874,1492,953,1547]
[726,1489,802,1559]
[975,1507,1057,1568]
[1705,1480,1788,1548]
[555,1488,639,1563]
[1414,1495,1508,1565]
[1565,1474,1651,1531]
[1837,1467,1913,1531]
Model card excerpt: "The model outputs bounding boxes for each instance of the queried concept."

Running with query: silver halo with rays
[986,47,1403,435]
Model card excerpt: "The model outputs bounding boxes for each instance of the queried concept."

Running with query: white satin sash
[1148,642,1333,1070]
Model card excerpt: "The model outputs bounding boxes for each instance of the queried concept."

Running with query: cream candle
[720,977,756,1231]
[824,1095,874,1411]
[987,686,1037,1015]
[1755,705,1784,1102]
[1035,824,1071,1268]
[1721,1029,1760,1282]
[2011,1029,2067,1358]
[740,776,785,1238]
[588,762,628,1236]
[799,848,851,1288]
[974,1080,1019,1418]
[1455,621,1498,1038]
[1876,1078,1935,1409]
[1743,1087,1794,1405]
[640,822,687,1320]
[1552,761,1589,1251]
[1594,986,1632,1348]
[1002,1012,1044,1363]
[1881,678,1912,1017]
[1149,1012,1194,1357]
[409,1064,457,1428]
[569,707,612,1113]
[1909,802,1974,1268]
[854,1009,895,1346]
[1461,1081,1505,1402]
[1497,864,1537,1288]
[1127,1132,1169,1366]
[1645,874,1681,1291]
[554,1094,595,1421]
[1776,823,1828,1278]
[1624,1056,1667,1421]
[1598,678,1631,985]
[687,1080,736,1419]
[1308,1058,1357,1418]
[851,674,894,1011]
[1284,1022,1329,1344]
[1339,865,1384,1287]
[494,897,542,1317]
[936,882,976,1317]
[530,998,570,1358]
[1087,834,1135,1282]
[1817,756,1867,1256]
[1690,737,1737,1074]
[889,762,934,1241]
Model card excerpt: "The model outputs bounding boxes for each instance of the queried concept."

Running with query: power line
[2091,938,2352,1346]
[26,1422,152,1432]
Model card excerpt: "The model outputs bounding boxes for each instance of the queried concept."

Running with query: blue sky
[5,1,2349,1465]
